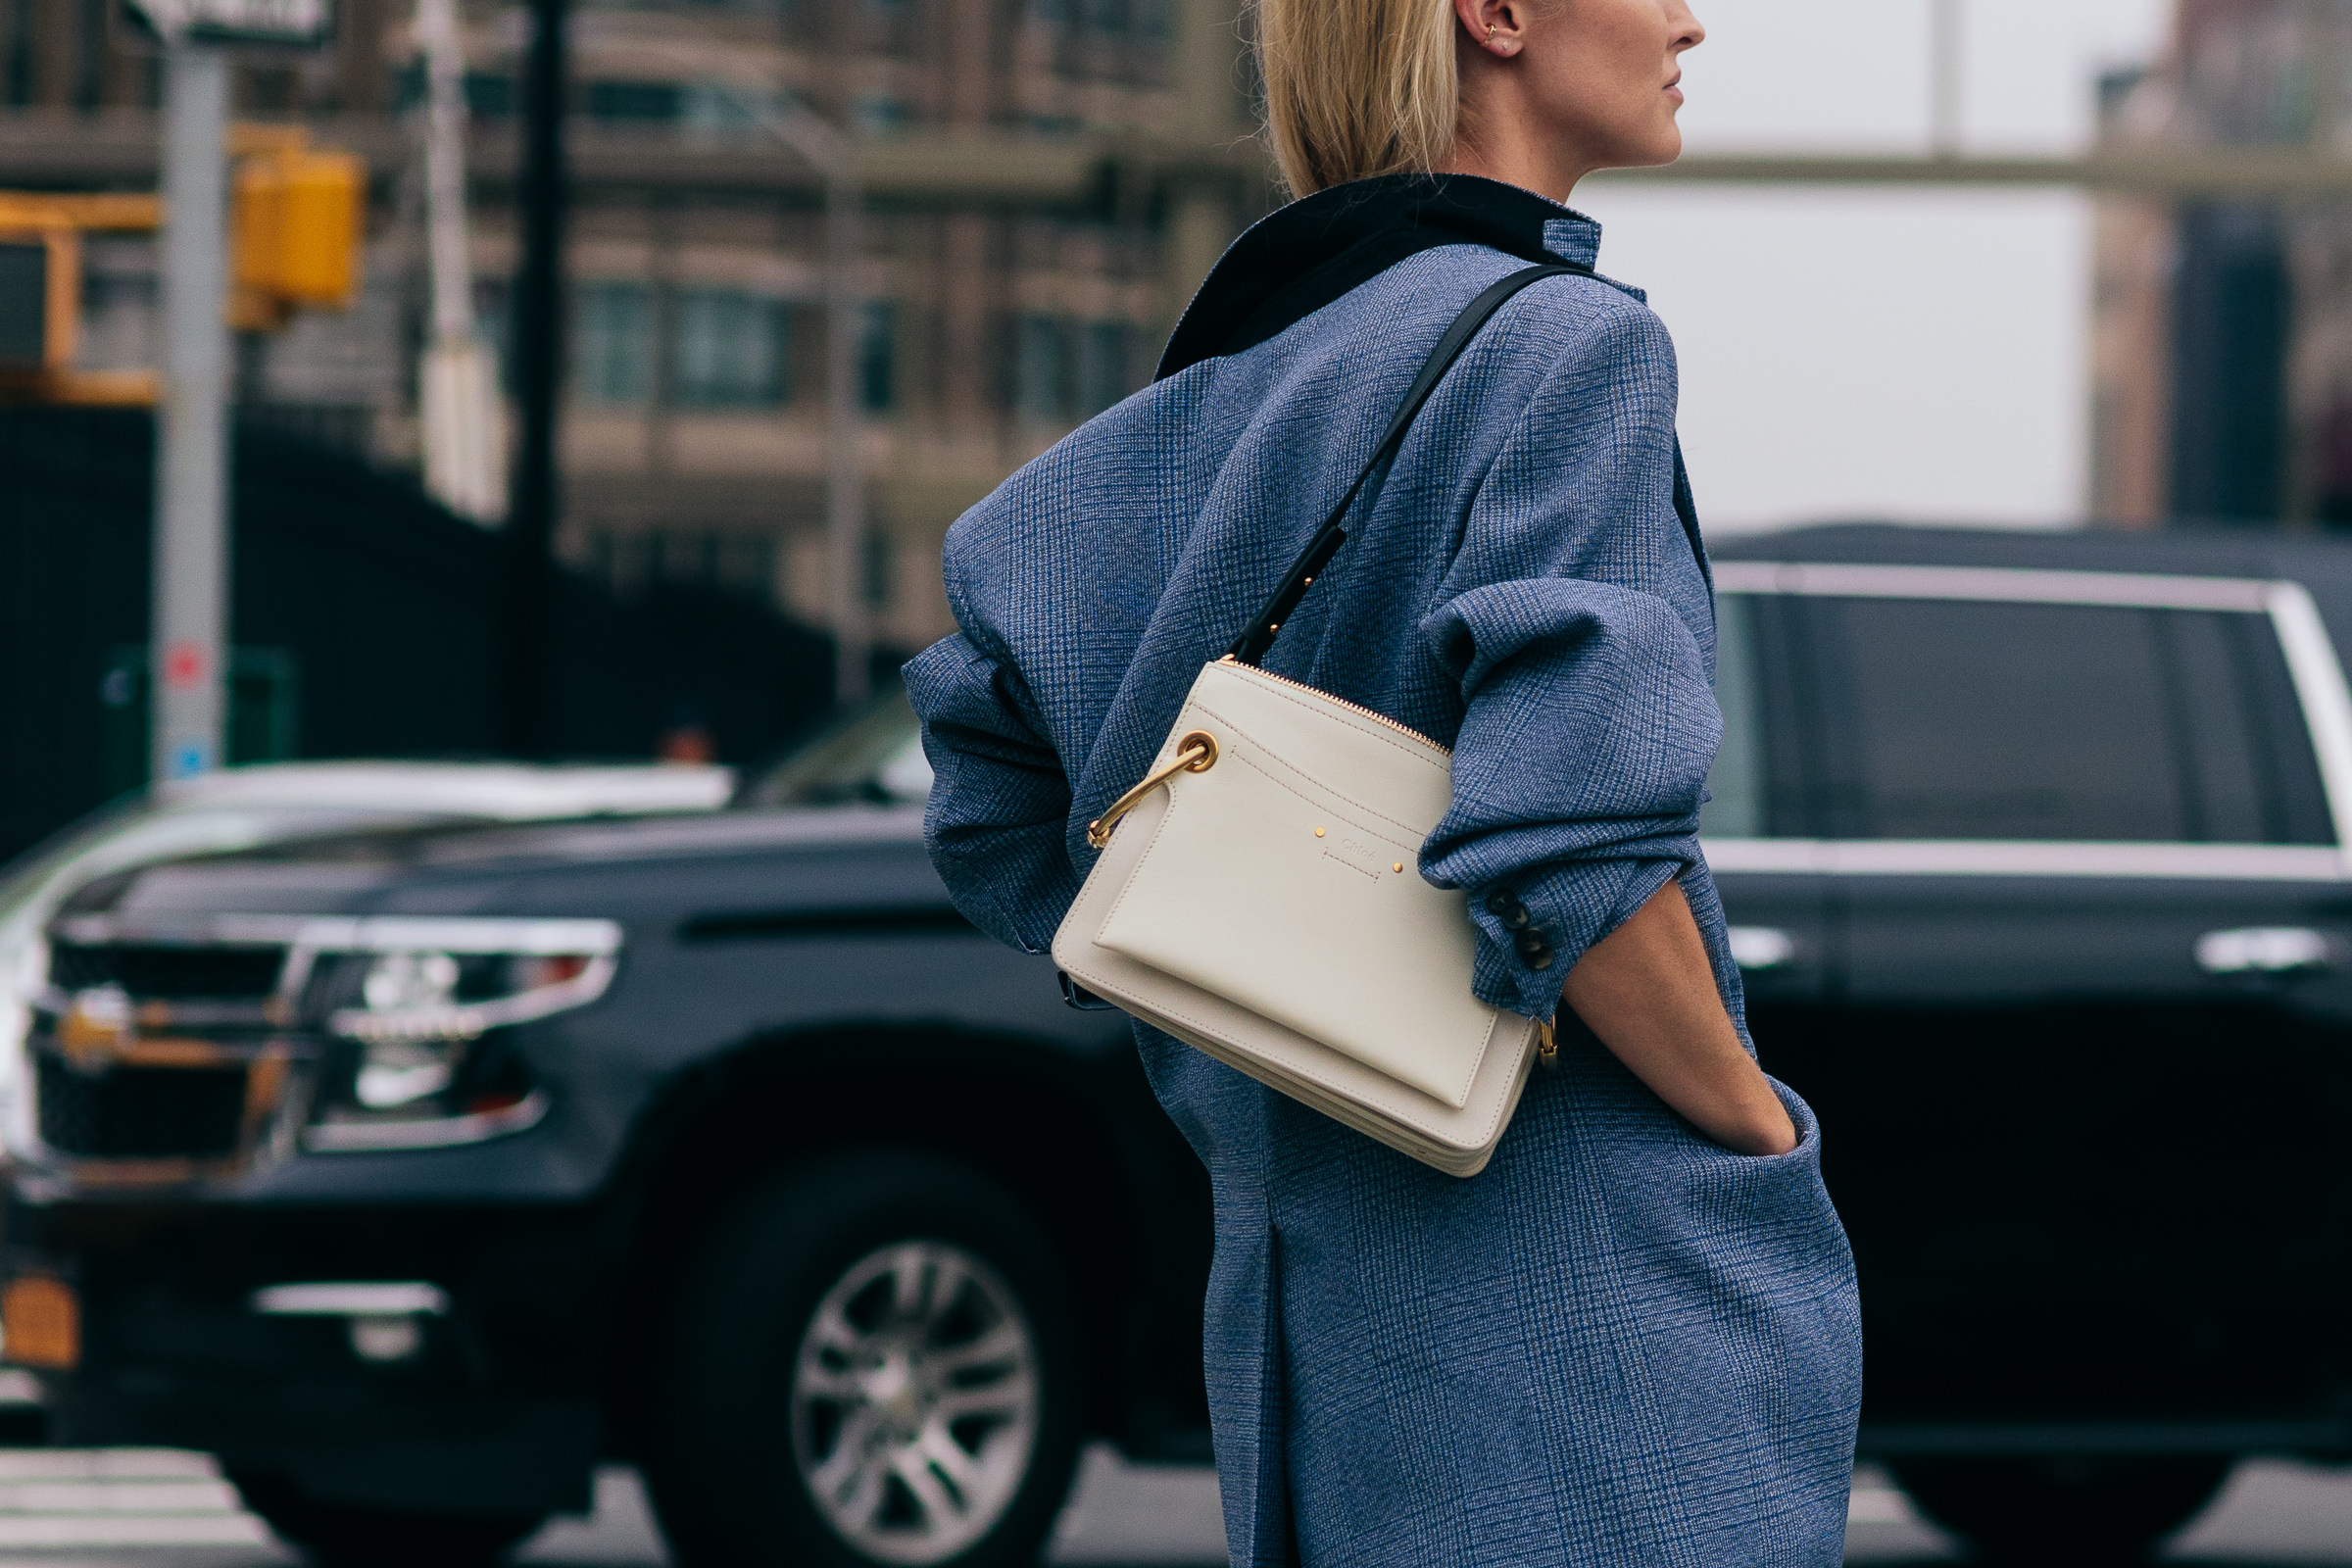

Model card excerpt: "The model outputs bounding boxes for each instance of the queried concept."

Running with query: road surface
[0,1446,2338,1564]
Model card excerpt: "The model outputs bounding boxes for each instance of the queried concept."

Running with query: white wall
[1569,0,2173,532]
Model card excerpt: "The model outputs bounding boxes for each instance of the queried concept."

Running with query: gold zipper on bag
[1084,661,1446,850]
[1215,656,1451,757]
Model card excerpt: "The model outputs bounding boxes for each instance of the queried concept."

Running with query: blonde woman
[907,0,1863,1560]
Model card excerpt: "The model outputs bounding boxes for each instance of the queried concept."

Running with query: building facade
[2092,0,2352,527]
[0,0,1266,654]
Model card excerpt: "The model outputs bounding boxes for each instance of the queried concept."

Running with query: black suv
[13,523,2352,1564]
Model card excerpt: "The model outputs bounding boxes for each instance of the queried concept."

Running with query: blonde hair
[1256,0,1461,198]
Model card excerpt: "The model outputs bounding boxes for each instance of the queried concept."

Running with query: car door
[1699,587,1835,1088]
[1772,561,2352,1443]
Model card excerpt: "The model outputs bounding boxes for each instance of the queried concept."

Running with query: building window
[859,300,898,414]
[673,291,787,408]
[1014,316,1130,424]
[862,530,894,608]
[574,283,653,404]
[1077,319,1129,416]
[1015,314,1063,425]
[589,530,780,607]
[586,79,684,123]
[851,94,912,137]
[680,81,779,134]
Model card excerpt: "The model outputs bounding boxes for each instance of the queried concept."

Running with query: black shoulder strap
[1226,263,1588,665]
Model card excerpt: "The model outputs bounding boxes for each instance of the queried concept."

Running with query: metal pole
[824,159,869,708]
[153,42,230,783]
[1930,0,1963,158]
[503,0,566,756]
[419,0,474,348]
[416,0,504,520]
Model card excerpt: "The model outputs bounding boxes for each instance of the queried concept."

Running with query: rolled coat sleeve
[1418,297,1721,1021]
[903,630,1076,955]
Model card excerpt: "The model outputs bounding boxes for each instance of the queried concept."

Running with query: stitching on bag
[1076,686,1533,1145]
[1097,723,1489,1108]
[1084,808,1507,1130]
[1218,664,1451,772]
[1186,700,1429,842]
[1099,774,1190,933]
[1073,827,1532,1150]
[1084,961,1522,1147]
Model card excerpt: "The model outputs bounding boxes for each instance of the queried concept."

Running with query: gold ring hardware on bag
[1086,731,1219,850]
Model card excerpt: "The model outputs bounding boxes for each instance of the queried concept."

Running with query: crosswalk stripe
[0,1446,1922,1557]
[0,1450,263,1550]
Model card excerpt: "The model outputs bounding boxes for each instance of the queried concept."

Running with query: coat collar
[1155,173,1603,381]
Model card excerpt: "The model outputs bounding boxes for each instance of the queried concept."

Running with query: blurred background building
[0,0,1268,652]
[2093,0,2352,527]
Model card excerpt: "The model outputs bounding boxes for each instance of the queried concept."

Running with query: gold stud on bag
[1052,266,1584,1176]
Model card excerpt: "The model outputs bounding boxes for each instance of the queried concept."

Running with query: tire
[643,1148,1086,1568]
[1888,1456,2233,1562]
[226,1469,545,1566]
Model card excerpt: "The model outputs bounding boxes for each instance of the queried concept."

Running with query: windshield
[737,693,933,808]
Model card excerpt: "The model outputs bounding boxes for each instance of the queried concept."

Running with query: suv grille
[34,1054,250,1160]
[47,944,285,1001]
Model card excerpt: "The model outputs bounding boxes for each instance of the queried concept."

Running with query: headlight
[302,918,621,1149]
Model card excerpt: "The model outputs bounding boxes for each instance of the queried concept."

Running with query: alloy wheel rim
[789,1238,1040,1565]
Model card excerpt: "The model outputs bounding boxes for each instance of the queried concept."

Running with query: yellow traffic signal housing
[0,193,161,405]
[0,226,78,371]
[232,144,364,325]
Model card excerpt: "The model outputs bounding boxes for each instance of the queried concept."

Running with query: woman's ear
[1451,0,1527,56]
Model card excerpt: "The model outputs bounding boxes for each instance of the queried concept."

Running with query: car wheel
[644,1148,1085,1568]
[225,1469,546,1565]
[1888,1456,2232,1561]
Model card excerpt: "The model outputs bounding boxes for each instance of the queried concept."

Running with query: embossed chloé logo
[1315,824,1393,881]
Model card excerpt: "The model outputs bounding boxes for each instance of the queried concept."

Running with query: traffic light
[0,226,74,372]
[0,193,161,405]
[231,138,365,330]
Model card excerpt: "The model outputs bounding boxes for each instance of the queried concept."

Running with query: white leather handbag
[1053,265,1581,1176]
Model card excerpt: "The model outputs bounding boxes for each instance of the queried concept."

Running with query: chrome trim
[1726,926,1795,970]
[2196,926,2333,975]
[1703,837,2347,881]
[326,955,618,1044]
[252,1281,449,1317]
[52,914,623,956]
[1714,563,2352,876]
[2263,582,2352,856]
[300,1089,552,1152]
[1710,561,2274,612]
[19,917,611,1182]
[1698,837,1822,875]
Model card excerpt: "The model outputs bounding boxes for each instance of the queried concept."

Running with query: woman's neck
[1435,83,1595,205]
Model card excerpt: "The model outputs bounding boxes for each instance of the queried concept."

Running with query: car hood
[55,806,931,922]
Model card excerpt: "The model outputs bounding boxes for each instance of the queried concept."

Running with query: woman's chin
[1593,129,1684,174]
[1633,125,1685,170]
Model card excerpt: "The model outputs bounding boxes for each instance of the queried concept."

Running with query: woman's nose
[1671,3,1706,52]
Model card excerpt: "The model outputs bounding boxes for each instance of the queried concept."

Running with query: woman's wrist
[1694,1090,1798,1156]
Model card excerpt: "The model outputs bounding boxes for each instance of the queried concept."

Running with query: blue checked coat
[905,176,1863,1567]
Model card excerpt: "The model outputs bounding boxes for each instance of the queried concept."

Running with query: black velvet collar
[1154,173,1597,381]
